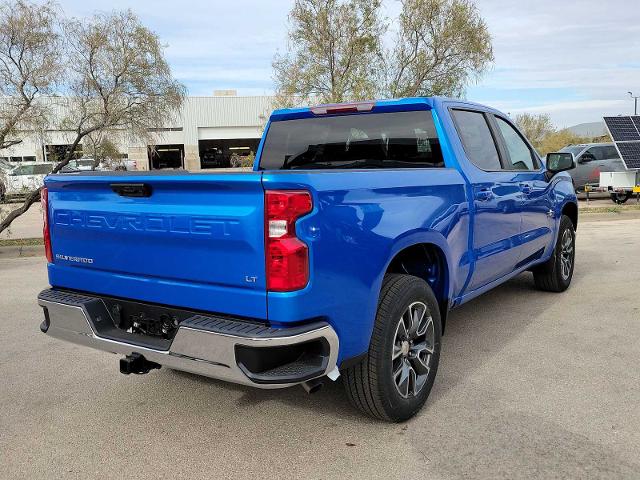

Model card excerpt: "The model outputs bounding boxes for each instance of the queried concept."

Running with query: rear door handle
[475,189,494,201]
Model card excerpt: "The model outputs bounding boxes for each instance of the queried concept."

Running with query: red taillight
[41,186,53,263]
[310,101,375,115]
[265,190,312,291]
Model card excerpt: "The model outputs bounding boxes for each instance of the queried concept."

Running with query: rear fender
[379,230,454,304]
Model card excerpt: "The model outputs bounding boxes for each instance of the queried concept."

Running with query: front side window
[451,109,501,170]
[259,111,444,170]
[581,147,600,162]
[495,117,537,170]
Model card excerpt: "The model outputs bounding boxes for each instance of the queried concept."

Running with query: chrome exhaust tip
[301,377,323,394]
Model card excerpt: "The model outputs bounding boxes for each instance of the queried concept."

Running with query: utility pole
[629,91,639,115]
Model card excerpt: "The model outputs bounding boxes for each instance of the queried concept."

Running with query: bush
[230,152,255,168]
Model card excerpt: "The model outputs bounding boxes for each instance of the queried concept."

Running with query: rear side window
[33,164,53,174]
[603,145,620,159]
[451,110,501,170]
[259,111,444,170]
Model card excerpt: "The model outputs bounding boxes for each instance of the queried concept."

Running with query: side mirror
[546,152,575,174]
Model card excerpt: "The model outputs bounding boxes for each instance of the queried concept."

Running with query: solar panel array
[603,116,640,169]
[616,142,640,169]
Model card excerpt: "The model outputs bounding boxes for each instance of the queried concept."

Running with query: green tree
[273,0,385,106]
[273,0,493,104]
[514,113,555,151]
[387,0,493,98]
[514,112,593,155]
[539,129,589,156]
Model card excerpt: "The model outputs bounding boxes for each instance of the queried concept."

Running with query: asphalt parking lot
[2,215,640,480]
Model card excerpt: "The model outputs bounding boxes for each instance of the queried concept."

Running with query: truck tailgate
[44,172,267,319]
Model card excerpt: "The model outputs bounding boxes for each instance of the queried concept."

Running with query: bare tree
[272,0,385,106]
[0,0,60,150]
[386,0,493,98]
[0,9,185,234]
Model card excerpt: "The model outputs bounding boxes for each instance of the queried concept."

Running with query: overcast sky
[59,0,640,127]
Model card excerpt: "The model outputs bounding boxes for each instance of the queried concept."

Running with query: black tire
[532,215,575,292]
[610,192,632,204]
[343,274,442,422]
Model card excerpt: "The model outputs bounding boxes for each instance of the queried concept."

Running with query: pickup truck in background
[38,98,578,421]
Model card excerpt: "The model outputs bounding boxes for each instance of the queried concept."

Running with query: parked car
[0,158,13,200]
[559,143,626,196]
[60,158,137,172]
[59,158,99,172]
[37,98,577,421]
[2,162,54,200]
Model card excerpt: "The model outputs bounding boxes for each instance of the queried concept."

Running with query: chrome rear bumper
[38,289,339,389]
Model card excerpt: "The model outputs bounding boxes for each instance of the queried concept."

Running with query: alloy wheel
[560,229,574,280]
[391,301,435,399]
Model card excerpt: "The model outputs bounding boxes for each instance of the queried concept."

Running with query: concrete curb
[580,210,640,222]
[0,244,44,259]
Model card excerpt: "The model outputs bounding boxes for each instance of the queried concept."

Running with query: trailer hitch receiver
[119,353,161,375]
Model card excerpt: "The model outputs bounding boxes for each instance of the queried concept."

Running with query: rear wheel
[343,274,441,422]
[532,215,575,292]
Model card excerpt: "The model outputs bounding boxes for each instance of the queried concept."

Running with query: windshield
[559,145,585,156]
[259,111,444,170]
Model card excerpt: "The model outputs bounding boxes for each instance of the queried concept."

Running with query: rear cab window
[259,111,444,170]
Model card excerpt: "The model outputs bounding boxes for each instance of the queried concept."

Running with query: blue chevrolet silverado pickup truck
[38,97,577,421]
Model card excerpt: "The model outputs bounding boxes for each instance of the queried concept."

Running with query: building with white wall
[0,93,274,172]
